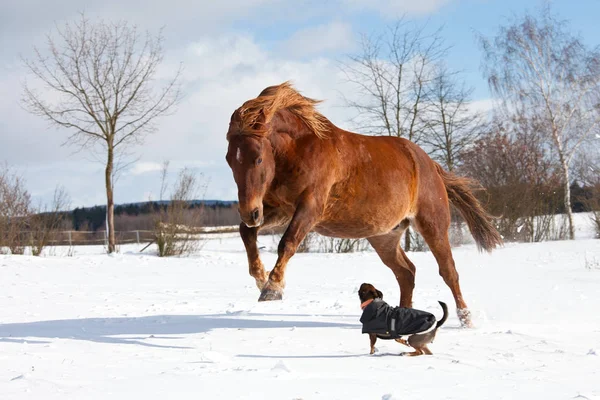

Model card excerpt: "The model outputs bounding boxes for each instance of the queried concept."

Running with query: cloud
[129,162,164,176]
[468,98,495,115]
[280,21,355,57]
[340,0,452,16]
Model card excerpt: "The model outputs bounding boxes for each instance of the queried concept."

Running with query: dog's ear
[376,290,383,299]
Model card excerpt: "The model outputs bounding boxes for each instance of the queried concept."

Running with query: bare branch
[340,19,446,142]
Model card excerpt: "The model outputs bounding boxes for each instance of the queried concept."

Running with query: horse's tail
[436,301,448,329]
[435,163,503,252]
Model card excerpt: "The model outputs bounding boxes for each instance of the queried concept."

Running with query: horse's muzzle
[241,207,263,228]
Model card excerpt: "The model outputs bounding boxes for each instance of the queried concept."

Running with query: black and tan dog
[358,283,448,356]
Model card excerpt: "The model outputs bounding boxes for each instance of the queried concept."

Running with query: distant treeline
[55,182,597,233]
[60,200,240,232]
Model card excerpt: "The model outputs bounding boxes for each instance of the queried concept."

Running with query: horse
[225,82,502,327]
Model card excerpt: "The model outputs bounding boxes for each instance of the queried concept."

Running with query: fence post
[68,231,72,247]
[136,230,140,244]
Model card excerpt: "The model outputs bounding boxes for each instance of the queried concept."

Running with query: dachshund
[358,283,448,356]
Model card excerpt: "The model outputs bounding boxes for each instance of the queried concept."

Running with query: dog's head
[358,283,383,303]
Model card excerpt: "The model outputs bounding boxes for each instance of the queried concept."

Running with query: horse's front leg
[258,194,322,301]
[240,223,269,291]
[240,205,288,291]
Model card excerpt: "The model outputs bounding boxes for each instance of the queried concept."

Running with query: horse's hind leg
[368,230,416,308]
[414,208,472,327]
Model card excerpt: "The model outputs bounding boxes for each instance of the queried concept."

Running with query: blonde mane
[228,82,330,139]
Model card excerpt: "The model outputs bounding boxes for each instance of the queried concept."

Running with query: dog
[358,283,448,356]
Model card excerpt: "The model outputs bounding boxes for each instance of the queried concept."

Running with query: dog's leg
[394,338,410,347]
[369,334,377,355]
[401,349,424,357]
[422,346,433,355]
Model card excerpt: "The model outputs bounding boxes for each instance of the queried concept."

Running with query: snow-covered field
[1,217,599,399]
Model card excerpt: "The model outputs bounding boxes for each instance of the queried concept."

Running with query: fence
[52,230,155,246]
[3,226,240,247]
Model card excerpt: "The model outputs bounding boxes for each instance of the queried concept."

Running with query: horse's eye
[256,157,263,165]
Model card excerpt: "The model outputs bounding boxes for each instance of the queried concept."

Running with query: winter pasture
[1,214,599,399]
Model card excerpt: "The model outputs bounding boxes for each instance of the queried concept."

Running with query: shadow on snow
[0,313,360,349]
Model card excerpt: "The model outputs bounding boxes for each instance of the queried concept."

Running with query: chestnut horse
[225,82,502,327]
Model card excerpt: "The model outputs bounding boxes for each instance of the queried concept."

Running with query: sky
[1,0,600,209]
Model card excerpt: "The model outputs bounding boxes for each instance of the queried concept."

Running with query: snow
[1,217,600,399]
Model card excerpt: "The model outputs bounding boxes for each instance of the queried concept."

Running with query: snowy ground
[1,218,599,399]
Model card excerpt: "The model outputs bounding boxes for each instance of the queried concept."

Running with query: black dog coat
[360,298,436,339]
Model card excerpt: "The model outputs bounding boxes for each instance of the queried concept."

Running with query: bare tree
[341,20,447,142]
[155,164,207,257]
[421,65,485,172]
[479,5,600,239]
[340,20,446,250]
[460,115,565,242]
[22,14,182,253]
[0,165,31,254]
[29,186,71,256]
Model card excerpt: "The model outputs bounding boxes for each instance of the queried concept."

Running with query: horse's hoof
[258,288,283,301]
[457,308,474,328]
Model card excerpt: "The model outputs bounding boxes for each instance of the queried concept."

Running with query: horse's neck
[268,109,335,168]
[270,109,327,139]
[269,133,294,165]
[268,114,305,157]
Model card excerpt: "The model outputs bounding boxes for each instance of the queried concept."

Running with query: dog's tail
[436,301,449,329]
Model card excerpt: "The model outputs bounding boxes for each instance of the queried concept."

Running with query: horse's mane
[228,81,330,139]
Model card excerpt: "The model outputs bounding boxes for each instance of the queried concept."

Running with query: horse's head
[226,133,275,228]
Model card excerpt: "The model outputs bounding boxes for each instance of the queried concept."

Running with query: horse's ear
[376,290,383,299]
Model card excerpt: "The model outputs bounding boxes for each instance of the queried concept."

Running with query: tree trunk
[404,227,411,251]
[105,145,116,253]
[560,157,575,240]
[552,125,575,241]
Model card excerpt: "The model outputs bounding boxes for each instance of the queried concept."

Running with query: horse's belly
[317,194,411,238]
[314,221,397,239]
